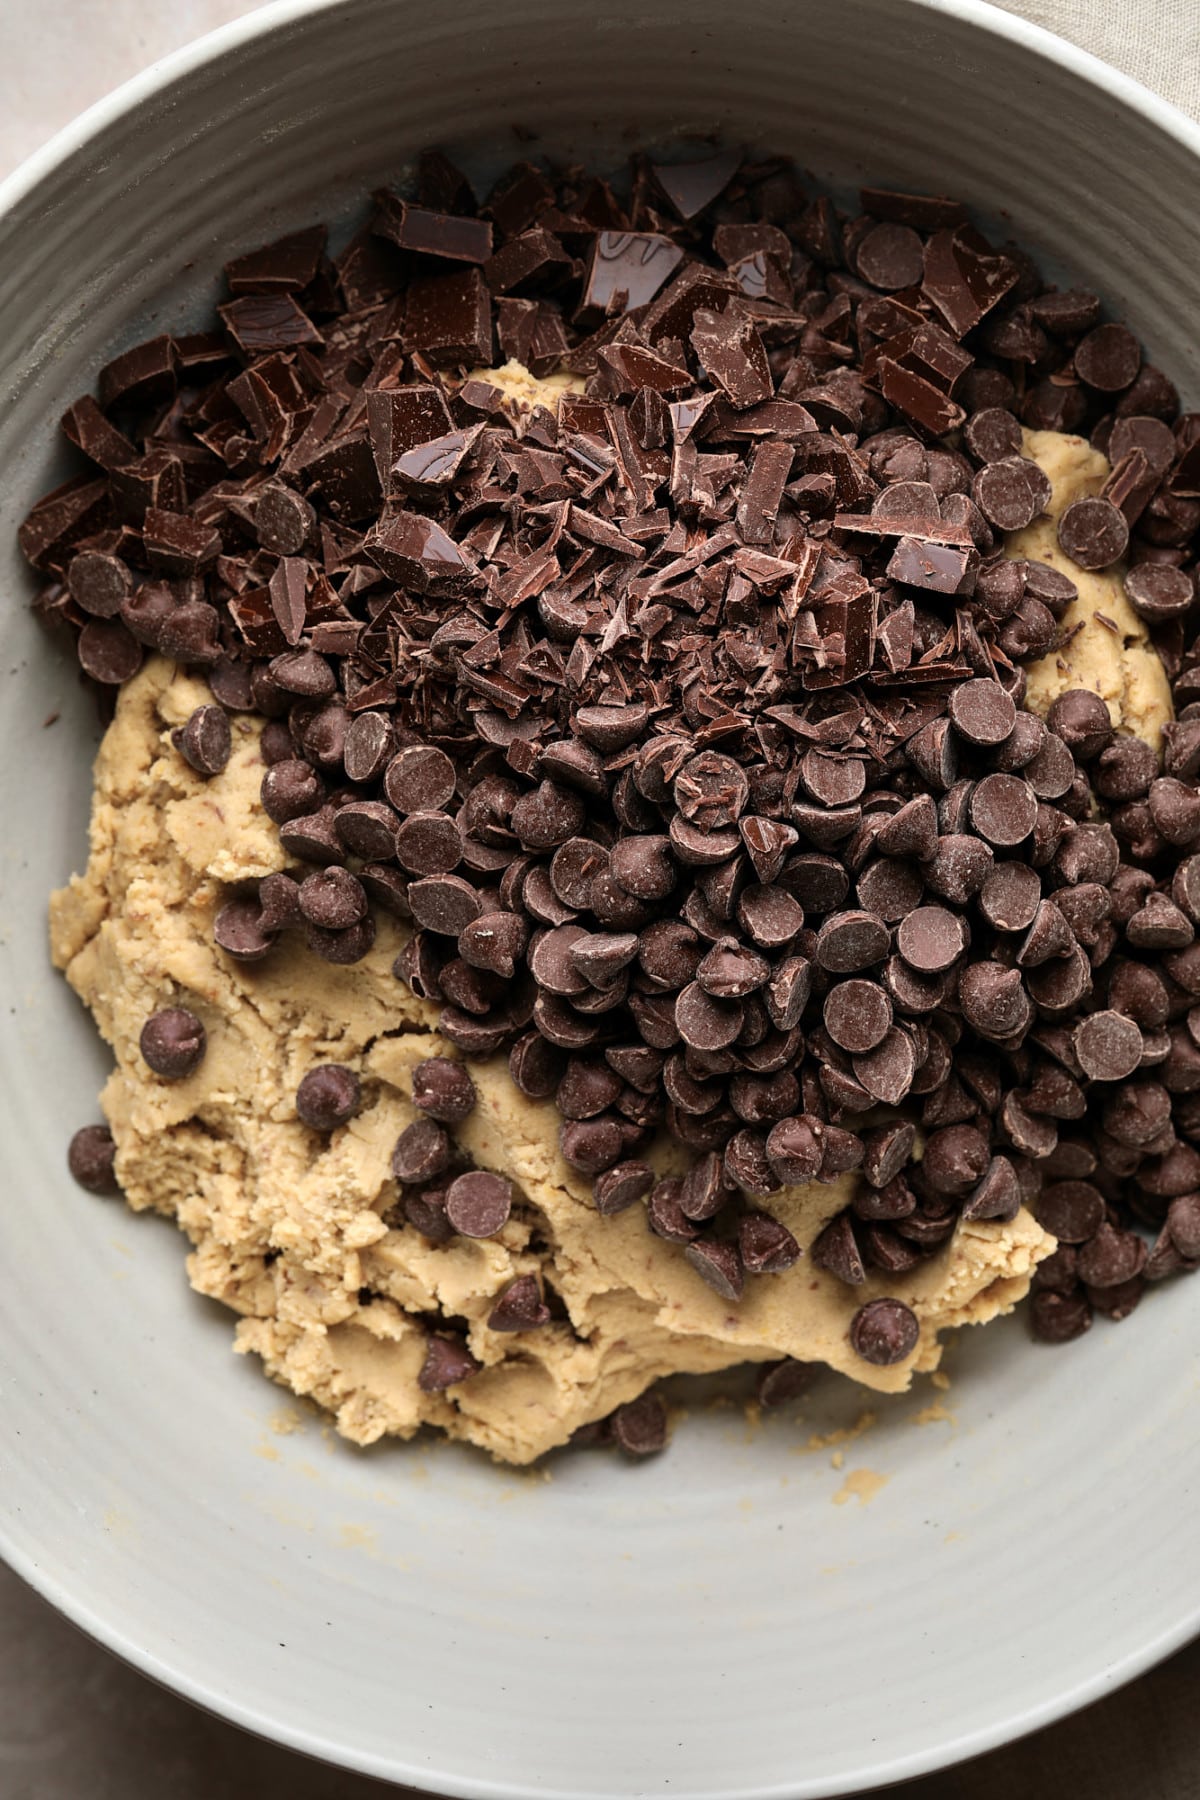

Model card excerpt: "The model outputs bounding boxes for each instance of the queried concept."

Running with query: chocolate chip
[419,1331,480,1391]
[969,773,1038,847]
[812,1211,866,1285]
[684,1238,745,1300]
[1045,690,1113,763]
[295,1064,360,1129]
[140,1007,206,1079]
[896,905,968,973]
[488,1274,551,1332]
[384,745,456,814]
[1030,1289,1093,1342]
[213,896,276,961]
[593,1160,654,1216]
[733,883,803,950]
[445,1169,512,1237]
[305,914,376,964]
[948,678,1017,746]
[1124,561,1194,623]
[611,1392,668,1456]
[972,456,1052,531]
[68,1124,119,1194]
[412,1057,476,1123]
[815,909,889,974]
[262,759,325,825]
[1074,322,1141,391]
[1036,1180,1106,1241]
[396,810,462,875]
[850,1297,919,1364]
[1057,496,1130,570]
[78,618,144,684]
[963,408,1023,463]
[978,862,1042,932]
[298,866,367,930]
[560,1117,625,1174]
[675,981,743,1051]
[821,978,891,1054]
[1072,1010,1143,1082]
[392,1118,453,1184]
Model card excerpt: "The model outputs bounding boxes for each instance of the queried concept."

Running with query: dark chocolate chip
[140,1007,206,1079]
[295,1064,361,1130]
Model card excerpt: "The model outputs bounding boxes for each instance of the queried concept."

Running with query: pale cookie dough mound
[462,358,587,427]
[1009,428,1174,752]
[51,659,1054,1465]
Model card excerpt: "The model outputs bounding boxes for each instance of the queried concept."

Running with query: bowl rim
[2,0,1200,1792]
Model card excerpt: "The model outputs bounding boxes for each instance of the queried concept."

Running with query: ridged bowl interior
[0,1,1198,1793]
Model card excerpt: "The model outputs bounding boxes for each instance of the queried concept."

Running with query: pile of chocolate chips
[33,146,1200,1387]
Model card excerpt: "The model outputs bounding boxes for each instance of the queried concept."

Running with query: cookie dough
[463,358,587,427]
[1010,428,1173,751]
[50,662,1054,1461]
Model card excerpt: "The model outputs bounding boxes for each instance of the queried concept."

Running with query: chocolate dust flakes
[30,146,1200,1424]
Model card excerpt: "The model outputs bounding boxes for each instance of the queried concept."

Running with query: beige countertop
[2,3,1199,1797]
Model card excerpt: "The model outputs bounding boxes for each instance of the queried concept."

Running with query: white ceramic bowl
[2,1,1199,1792]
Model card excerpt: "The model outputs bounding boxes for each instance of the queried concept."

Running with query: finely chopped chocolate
[37,146,1200,1437]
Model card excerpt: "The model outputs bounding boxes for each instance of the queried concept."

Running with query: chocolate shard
[60,395,138,471]
[887,535,980,595]
[218,294,324,354]
[583,231,684,316]
[483,228,572,294]
[651,150,740,219]
[921,227,1020,338]
[372,190,493,263]
[690,307,773,409]
[596,342,694,397]
[877,357,965,435]
[97,334,177,412]
[403,267,493,364]
[365,384,455,490]
[364,510,471,588]
[224,225,328,293]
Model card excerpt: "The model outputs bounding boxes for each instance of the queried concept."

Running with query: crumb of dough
[832,1467,890,1506]
[50,662,1055,1466]
[1009,428,1173,753]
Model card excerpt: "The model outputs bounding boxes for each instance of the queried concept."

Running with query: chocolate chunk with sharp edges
[652,151,739,219]
[373,192,492,263]
[219,295,322,354]
[98,334,177,411]
[404,266,492,364]
[688,307,773,409]
[584,231,684,314]
[364,510,469,588]
[60,395,137,471]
